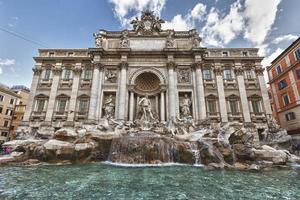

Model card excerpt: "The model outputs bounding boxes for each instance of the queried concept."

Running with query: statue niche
[102,93,116,119]
[179,93,192,119]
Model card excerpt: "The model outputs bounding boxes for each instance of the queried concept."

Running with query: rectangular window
[0,107,2,113]
[203,69,212,80]
[242,51,248,57]
[64,69,71,80]
[276,65,282,74]
[9,99,14,105]
[278,79,287,90]
[1,132,8,137]
[0,95,4,101]
[5,109,12,116]
[36,100,45,112]
[57,99,67,113]
[252,100,261,113]
[207,100,217,113]
[295,48,300,61]
[84,69,92,80]
[285,112,296,121]
[282,94,290,106]
[79,100,89,113]
[4,121,9,127]
[229,100,239,114]
[245,70,252,79]
[44,69,51,80]
[296,68,300,80]
[224,69,232,80]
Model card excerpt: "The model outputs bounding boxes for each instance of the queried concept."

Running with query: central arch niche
[134,72,161,94]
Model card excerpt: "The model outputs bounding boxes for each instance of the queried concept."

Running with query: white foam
[102,161,203,168]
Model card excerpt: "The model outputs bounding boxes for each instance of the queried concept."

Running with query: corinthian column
[167,62,177,120]
[255,64,272,115]
[67,64,81,122]
[117,62,128,120]
[23,64,42,124]
[160,91,165,121]
[45,63,62,122]
[214,64,228,123]
[235,63,251,122]
[129,91,135,121]
[194,62,206,120]
[95,65,104,121]
[88,63,101,122]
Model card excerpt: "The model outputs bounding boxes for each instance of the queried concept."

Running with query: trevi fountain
[1,11,300,200]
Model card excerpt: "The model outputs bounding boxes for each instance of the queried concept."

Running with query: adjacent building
[267,37,300,134]
[21,11,272,135]
[9,85,30,140]
[0,84,20,143]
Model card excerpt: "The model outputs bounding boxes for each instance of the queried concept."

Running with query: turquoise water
[0,163,300,200]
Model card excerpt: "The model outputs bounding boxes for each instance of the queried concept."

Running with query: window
[207,100,217,113]
[57,99,67,113]
[0,95,3,101]
[9,99,14,105]
[36,100,45,112]
[1,132,8,137]
[68,52,74,56]
[203,69,212,80]
[44,69,51,80]
[282,94,290,106]
[5,109,12,116]
[222,52,228,57]
[229,100,239,114]
[296,68,300,80]
[64,69,71,80]
[295,48,300,61]
[285,112,296,121]
[79,100,89,113]
[278,79,287,90]
[0,107,2,113]
[276,65,282,74]
[4,121,9,127]
[245,70,252,79]
[49,52,55,57]
[84,69,93,80]
[252,100,261,113]
[224,69,232,80]
[242,51,248,57]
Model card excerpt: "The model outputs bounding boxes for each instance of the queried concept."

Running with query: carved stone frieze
[105,69,117,83]
[177,69,191,84]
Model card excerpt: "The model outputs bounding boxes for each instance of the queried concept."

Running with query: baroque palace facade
[22,11,271,132]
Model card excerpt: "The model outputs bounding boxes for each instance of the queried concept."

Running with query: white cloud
[244,0,282,45]
[273,34,298,44]
[109,0,166,26]
[162,14,191,31]
[0,58,15,74]
[190,3,206,22]
[200,1,244,46]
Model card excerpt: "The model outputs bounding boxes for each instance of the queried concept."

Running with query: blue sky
[0,0,299,87]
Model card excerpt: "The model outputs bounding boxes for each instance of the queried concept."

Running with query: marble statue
[120,30,129,48]
[166,31,174,48]
[138,95,155,121]
[103,95,115,119]
[93,33,103,48]
[105,70,117,83]
[180,94,192,117]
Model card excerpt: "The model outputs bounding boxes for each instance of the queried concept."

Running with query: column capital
[118,62,128,70]
[52,67,62,75]
[32,66,42,75]
[167,61,177,70]
[213,66,223,76]
[73,67,82,75]
[94,63,104,71]
[255,68,264,76]
[191,62,203,71]
[234,67,244,76]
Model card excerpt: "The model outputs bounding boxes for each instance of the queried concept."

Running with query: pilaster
[193,62,207,121]
[117,61,128,120]
[214,63,228,122]
[88,63,101,122]
[167,61,177,120]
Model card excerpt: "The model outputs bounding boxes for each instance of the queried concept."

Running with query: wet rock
[54,128,78,142]
[3,139,44,150]
[234,162,248,170]
[36,126,54,139]
[250,145,288,165]
[43,139,75,161]
[249,164,260,171]
[233,144,253,161]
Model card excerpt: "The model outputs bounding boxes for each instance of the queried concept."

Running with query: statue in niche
[166,31,174,48]
[180,94,192,117]
[138,95,155,121]
[120,30,129,48]
[105,70,117,83]
[178,69,190,83]
[103,95,115,119]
